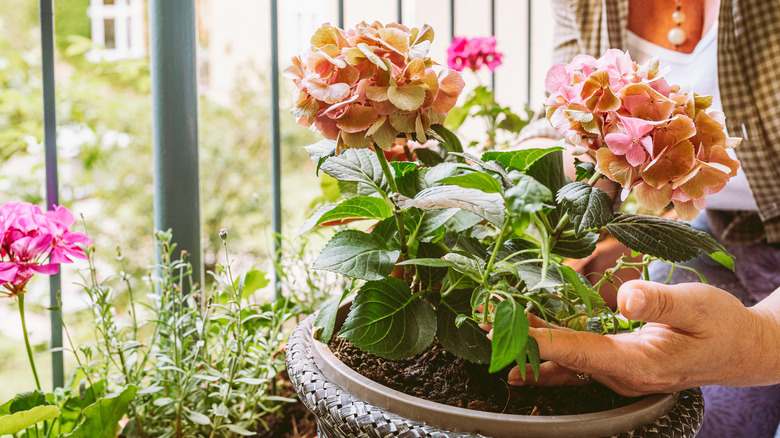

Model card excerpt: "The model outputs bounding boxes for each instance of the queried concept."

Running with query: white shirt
[627,21,758,211]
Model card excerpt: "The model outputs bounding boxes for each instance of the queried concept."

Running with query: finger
[507,362,589,387]
[486,328,493,340]
[478,323,492,332]
[527,313,566,330]
[528,326,626,375]
[617,280,723,331]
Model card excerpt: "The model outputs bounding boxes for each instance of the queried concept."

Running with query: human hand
[508,280,780,396]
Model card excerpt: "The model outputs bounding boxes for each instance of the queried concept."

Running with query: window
[87,0,145,61]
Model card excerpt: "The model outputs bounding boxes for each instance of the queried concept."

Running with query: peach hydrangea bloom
[544,49,742,220]
[285,22,466,151]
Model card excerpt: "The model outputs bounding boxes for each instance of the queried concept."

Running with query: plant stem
[373,145,399,194]
[18,293,42,391]
[481,215,511,322]
[587,171,602,186]
[373,145,409,265]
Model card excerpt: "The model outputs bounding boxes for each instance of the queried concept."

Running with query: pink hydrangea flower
[446,36,503,72]
[285,22,465,151]
[544,50,742,220]
[0,202,91,296]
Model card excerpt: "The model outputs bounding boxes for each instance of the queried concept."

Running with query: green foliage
[302,120,725,373]
[339,277,436,359]
[62,386,137,438]
[54,0,91,49]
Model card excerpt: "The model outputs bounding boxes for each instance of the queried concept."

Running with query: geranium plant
[445,36,530,149]
[292,24,736,379]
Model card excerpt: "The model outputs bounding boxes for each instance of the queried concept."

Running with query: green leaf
[574,160,596,182]
[439,172,503,193]
[304,139,337,175]
[313,230,401,281]
[504,174,553,215]
[297,203,338,236]
[455,235,488,260]
[339,277,436,359]
[416,242,447,287]
[436,290,491,364]
[390,161,418,178]
[317,196,393,225]
[526,149,569,197]
[444,105,470,130]
[482,146,564,172]
[515,337,540,380]
[184,407,211,425]
[236,269,269,299]
[414,147,445,166]
[9,391,48,413]
[496,112,529,134]
[63,386,137,438]
[551,231,598,259]
[320,149,389,196]
[606,213,729,262]
[429,124,464,153]
[559,265,604,316]
[556,182,614,236]
[394,186,505,227]
[708,251,735,271]
[0,405,61,435]
[489,298,530,373]
[53,380,107,435]
[313,286,353,343]
[417,208,459,237]
[221,424,256,436]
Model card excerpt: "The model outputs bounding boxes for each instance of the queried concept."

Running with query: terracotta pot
[286,302,704,438]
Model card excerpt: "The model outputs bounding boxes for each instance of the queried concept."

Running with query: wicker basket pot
[286,304,704,438]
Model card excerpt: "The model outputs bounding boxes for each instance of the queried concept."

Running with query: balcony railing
[36,0,535,388]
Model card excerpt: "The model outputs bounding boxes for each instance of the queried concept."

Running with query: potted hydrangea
[285,21,738,438]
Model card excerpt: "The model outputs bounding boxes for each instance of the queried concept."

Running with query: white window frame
[87,0,145,62]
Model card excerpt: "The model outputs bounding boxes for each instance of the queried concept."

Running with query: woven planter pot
[287,309,705,438]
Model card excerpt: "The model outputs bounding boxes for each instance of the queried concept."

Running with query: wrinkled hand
[508,280,780,396]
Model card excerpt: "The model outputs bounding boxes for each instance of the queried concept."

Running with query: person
[511,0,780,436]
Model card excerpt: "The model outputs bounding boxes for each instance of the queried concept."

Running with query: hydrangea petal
[642,139,695,188]
[336,104,379,133]
[304,78,350,104]
[619,83,675,121]
[430,69,466,113]
[387,83,426,111]
[635,182,673,210]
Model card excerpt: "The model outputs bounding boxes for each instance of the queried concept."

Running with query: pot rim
[310,302,677,438]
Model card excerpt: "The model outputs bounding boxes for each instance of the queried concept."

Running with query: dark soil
[330,338,643,416]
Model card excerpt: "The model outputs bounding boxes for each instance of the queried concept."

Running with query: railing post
[39,0,64,390]
[490,0,496,91]
[449,0,455,41]
[149,0,203,288]
[338,0,344,28]
[397,0,403,24]
[526,0,532,107]
[270,0,283,299]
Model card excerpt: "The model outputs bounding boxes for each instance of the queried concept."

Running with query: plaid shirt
[521,0,780,243]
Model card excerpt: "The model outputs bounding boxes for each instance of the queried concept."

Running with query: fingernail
[508,379,525,386]
[626,289,646,314]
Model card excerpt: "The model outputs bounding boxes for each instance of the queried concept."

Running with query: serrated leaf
[0,405,60,435]
[304,139,337,175]
[606,214,728,262]
[394,186,505,227]
[504,174,553,215]
[320,149,389,196]
[455,235,488,260]
[317,196,393,225]
[297,204,338,236]
[551,231,598,259]
[444,253,484,282]
[439,172,503,193]
[482,146,564,172]
[526,150,569,197]
[417,208,459,237]
[437,290,491,364]
[574,160,596,182]
[314,230,400,280]
[489,298,529,373]
[63,386,137,438]
[556,182,614,235]
[339,277,436,359]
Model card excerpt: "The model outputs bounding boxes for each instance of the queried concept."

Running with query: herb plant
[291,23,738,377]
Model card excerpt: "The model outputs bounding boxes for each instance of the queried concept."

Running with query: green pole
[39,0,64,390]
[270,0,282,299]
[149,0,203,288]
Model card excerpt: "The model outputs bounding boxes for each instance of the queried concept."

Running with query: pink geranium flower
[446,36,503,72]
[0,202,91,296]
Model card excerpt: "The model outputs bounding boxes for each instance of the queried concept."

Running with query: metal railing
[36,0,534,389]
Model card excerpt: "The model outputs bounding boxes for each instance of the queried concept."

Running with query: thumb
[617,280,711,330]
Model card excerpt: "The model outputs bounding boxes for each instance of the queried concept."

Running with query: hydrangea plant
[292,25,736,377]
